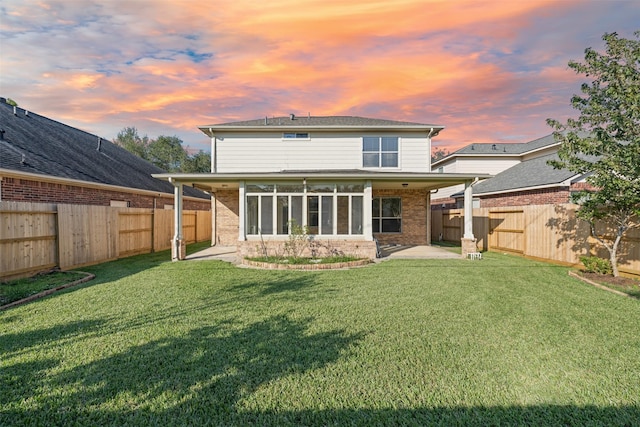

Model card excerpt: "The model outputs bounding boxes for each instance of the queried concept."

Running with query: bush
[580,256,613,275]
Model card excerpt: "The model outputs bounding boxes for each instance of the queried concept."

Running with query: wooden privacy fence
[432,203,640,277]
[0,201,211,280]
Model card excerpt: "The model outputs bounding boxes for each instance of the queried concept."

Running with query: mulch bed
[569,270,640,299]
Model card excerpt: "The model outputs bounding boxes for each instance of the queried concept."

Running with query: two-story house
[431,133,588,209]
[154,115,490,260]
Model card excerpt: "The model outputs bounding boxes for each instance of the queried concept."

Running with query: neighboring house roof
[200,115,444,135]
[0,98,208,199]
[454,153,578,197]
[432,133,560,169]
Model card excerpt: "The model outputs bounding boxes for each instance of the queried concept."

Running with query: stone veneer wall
[238,239,378,260]
[373,189,429,246]
[0,176,210,210]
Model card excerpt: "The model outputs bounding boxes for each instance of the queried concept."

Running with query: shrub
[580,256,613,275]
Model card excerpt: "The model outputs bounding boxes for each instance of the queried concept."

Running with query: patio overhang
[152,171,491,192]
[153,171,492,260]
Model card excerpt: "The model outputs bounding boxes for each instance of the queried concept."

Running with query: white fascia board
[153,171,492,184]
[199,125,445,137]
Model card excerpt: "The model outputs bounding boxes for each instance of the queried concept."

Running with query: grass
[0,270,89,306]
[1,245,639,426]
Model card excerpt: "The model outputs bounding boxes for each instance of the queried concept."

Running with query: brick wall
[478,187,571,208]
[215,188,431,247]
[373,189,429,245]
[0,176,210,210]
[214,189,240,245]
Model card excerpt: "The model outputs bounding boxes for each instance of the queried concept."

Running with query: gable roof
[432,134,560,168]
[468,153,578,196]
[0,98,208,199]
[199,115,444,135]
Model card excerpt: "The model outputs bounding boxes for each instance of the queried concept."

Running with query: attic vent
[97,137,102,151]
[25,110,29,116]
[289,113,295,120]
[492,144,497,150]
[264,116,268,125]
[0,129,4,140]
[13,106,17,116]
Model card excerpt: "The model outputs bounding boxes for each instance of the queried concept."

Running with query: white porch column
[363,180,373,241]
[238,181,246,241]
[461,179,477,257]
[463,180,474,239]
[171,179,185,261]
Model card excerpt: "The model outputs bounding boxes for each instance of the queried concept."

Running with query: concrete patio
[185,244,461,264]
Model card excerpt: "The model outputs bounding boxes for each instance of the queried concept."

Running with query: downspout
[168,177,185,261]
[427,127,436,171]
[209,128,216,174]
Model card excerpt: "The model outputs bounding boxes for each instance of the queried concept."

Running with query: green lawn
[1,246,639,426]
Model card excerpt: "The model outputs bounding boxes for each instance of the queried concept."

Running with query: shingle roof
[0,98,208,199]
[451,134,558,156]
[471,153,577,195]
[202,115,443,129]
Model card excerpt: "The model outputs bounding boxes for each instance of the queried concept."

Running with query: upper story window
[283,132,310,139]
[363,136,398,168]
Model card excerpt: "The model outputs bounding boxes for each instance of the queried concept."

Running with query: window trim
[362,136,400,169]
[245,182,364,238]
[282,132,310,140]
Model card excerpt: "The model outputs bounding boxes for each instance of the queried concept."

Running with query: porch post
[461,179,477,257]
[238,181,245,241]
[171,179,185,261]
[363,180,373,241]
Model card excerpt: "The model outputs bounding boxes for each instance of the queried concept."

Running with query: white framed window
[363,136,399,168]
[283,132,310,140]
[245,182,364,237]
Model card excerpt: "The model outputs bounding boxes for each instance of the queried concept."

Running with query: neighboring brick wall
[373,189,429,245]
[0,176,210,210]
[214,189,239,245]
[430,197,457,210]
[478,187,570,208]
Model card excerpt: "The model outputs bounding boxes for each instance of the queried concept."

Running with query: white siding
[214,131,431,173]
[450,158,519,175]
[430,157,519,201]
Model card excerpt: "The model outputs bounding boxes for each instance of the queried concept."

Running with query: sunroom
[154,171,491,261]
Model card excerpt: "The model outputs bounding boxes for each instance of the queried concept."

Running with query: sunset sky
[1,0,638,153]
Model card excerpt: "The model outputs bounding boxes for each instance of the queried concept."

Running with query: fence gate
[488,210,525,254]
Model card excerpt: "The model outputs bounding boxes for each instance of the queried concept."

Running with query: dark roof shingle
[471,153,577,195]
[0,99,208,199]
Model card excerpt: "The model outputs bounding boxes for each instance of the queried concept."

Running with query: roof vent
[264,116,268,125]
[0,129,4,140]
[13,106,17,116]
[97,137,102,151]
[492,144,497,150]
[25,110,29,117]
[289,113,295,120]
